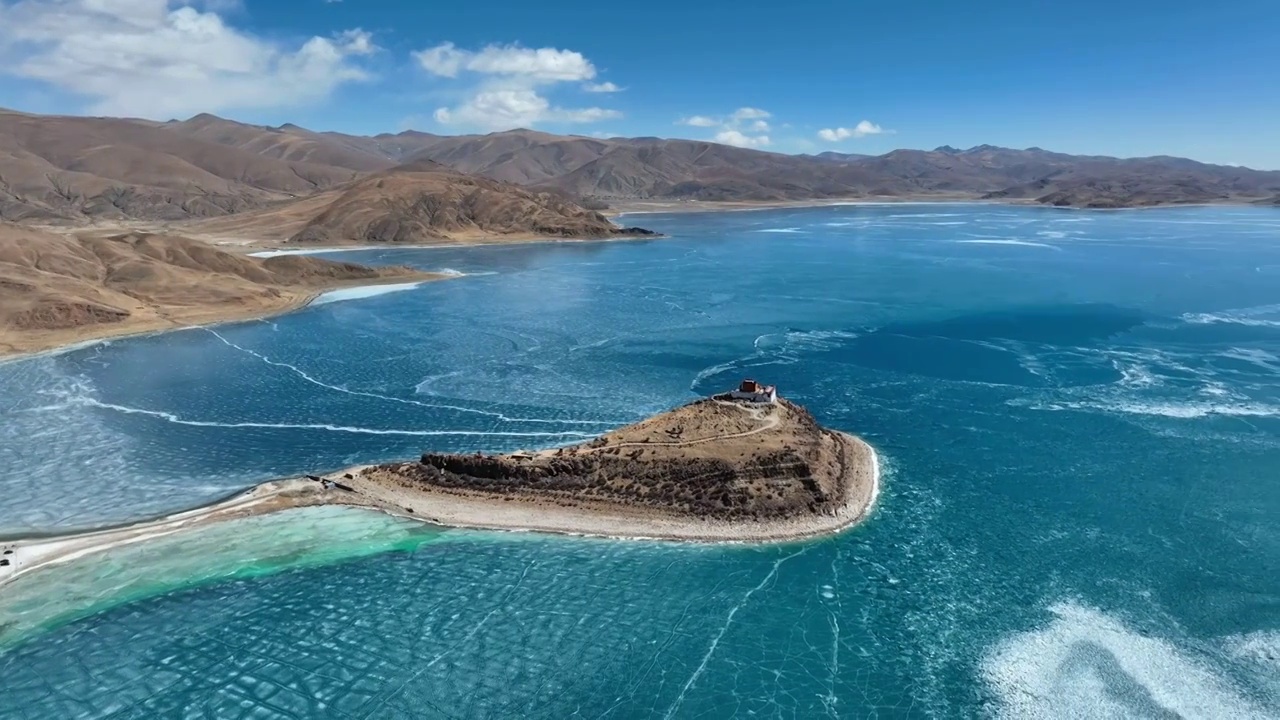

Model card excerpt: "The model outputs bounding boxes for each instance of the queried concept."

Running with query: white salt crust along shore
[0,434,878,587]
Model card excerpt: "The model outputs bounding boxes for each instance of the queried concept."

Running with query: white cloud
[818,120,891,142]
[433,88,620,131]
[0,0,375,118]
[414,42,595,83]
[730,107,770,121]
[556,106,622,123]
[714,129,770,148]
[678,115,719,127]
[336,29,376,56]
[413,41,466,78]
[676,107,772,148]
[415,41,621,131]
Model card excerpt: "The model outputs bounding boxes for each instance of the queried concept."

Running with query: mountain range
[3,108,1279,227]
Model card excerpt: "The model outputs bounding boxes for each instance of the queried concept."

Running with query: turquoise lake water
[1,204,1278,718]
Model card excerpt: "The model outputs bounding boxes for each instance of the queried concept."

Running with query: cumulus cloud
[714,129,770,148]
[415,41,621,131]
[677,107,772,148]
[818,120,891,142]
[414,42,596,83]
[0,0,376,118]
[433,89,620,129]
[677,115,719,127]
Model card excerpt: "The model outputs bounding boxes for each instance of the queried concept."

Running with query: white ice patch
[1182,303,1280,329]
[982,601,1273,719]
[1200,381,1232,397]
[1027,398,1280,419]
[1184,314,1280,328]
[1115,361,1158,388]
[955,239,1061,250]
[310,282,424,306]
[1218,347,1280,372]
[1224,631,1280,673]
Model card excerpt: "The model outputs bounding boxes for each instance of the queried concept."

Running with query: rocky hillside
[0,223,431,353]
[287,161,654,245]
[0,109,372,223]
[376,397,861,523]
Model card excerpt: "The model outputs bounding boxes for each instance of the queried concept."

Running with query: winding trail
[564,400,780,455]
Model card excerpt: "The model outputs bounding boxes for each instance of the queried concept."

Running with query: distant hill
[1,108,1278,221]
[186,160,654,246]
[161,114,398,172]
[401,130,1280,207]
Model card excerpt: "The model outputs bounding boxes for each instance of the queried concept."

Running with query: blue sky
[0,0,1277,167]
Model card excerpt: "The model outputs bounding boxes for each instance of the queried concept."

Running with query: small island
[331,380,878,542]
[0,381,878,585]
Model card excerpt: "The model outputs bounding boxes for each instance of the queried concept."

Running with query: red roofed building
[730,378,777,403]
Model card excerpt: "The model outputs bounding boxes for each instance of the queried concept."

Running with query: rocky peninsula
[337,391,878,542]
[0,388,878,585]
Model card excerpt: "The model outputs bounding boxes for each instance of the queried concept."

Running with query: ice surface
[310,282,426,306]
[2,203,1278,717]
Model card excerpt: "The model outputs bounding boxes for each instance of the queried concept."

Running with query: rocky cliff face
[412,449,824,520]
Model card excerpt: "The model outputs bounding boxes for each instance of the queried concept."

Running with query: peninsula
[0,383,879,585]
[0,223,449,356]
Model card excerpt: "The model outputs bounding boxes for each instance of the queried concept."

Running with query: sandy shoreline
[0,479,328,587]
[0,433,879,586]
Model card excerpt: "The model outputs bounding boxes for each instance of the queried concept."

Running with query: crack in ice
[48,398,595,438]
[205,329,621,427]
[663,547,809,719]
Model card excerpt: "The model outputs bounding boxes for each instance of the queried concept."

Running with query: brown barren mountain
[283,161,656,245]
[160,114,398,173]
[403,132,1280,207]
[0,223,441,355]
[0,109,371,223]
[2,108,1279,227]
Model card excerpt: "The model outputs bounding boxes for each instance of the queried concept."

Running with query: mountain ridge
[2,108,1278,223]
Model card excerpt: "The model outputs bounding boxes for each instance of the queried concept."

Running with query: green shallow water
[0,507,444,648]
[1,204,1278,717]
